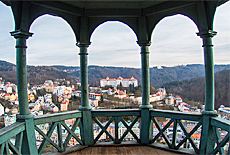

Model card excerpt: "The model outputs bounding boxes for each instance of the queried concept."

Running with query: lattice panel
[150,117,201,154]
[35,117,82,155]
[93,116,140,144]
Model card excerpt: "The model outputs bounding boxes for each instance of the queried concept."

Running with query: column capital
[10,30,33,39]
[197,30,217,38]
[137,41,151,46]
[76,42,91,47]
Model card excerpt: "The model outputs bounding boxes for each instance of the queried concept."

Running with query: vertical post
[197,30,218,154]
[138,41,153,144]
[11,30,38,154]
[77,42,94,145]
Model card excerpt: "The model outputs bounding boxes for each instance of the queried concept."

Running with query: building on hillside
[100,76,138,88]
[89,93,101,101]
[89,99,98,107]
[165,96,174,105]
[44,94,52,103]
[0,103,4,116]
[175,96,183,106]
[178,102,189,112]
[114,90,127,99]
[61,101,68,111]
[53,86,72,97]
[44,80,54,86]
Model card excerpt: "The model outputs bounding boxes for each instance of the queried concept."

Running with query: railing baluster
[36,122,61,154]
[63,118,82,148]
[0,142,5,154]
[171,119,178,149]
[210,132,229,154]
[114,117,119,144]
[5,141,10,155]
[150,117,172,147]
[93,117,115,143]
[17,131,23,153]
[57,122,64,152]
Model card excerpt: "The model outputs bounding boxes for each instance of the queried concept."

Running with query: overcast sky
[0,2,229,68]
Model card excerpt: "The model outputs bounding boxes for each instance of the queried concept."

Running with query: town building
[100,76,138,87]
[0,103,4,116]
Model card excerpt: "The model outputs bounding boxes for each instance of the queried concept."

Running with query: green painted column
[77,42,91,110]
[197,30,218,154]
[11,30,32,115]
[11,30,38,154]
[197,30,217,112]
[77,42,94,145]
[138,41,153,144]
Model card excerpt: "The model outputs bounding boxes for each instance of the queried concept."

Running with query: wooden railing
[210,117,230,155]
[34,110,82,155]
[0,122,25,155]
[92,109,141,144]
[0,109,229,154]
[150,109,202,154]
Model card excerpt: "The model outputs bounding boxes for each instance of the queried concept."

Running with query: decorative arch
[28,10,80,42]
[148,12,199,41]
[89,18,138,42]
[149,13,202,67]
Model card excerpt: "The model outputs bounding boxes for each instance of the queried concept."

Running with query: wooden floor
[67,146,180,155]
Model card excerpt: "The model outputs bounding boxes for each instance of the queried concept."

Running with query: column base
[16,113,34,120]
[79,106,92,111]
[139,104,153,109]
[201,110,217,116]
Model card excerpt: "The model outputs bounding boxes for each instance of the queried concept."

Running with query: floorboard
[67,145,181,155]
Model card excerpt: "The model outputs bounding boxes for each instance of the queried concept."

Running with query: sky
[0,2,229,68]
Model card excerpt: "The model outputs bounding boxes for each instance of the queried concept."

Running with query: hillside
[0,60,77,85]
[162,69,230,109]
[53,64,230,88]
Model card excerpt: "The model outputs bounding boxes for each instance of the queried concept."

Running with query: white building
[53,86,72,97]
[100,76,138,87]
[0,103,4,115]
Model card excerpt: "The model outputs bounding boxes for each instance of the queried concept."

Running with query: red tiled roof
[191,134,201,139]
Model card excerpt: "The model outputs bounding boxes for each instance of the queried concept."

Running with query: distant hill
[53,64,230,88]
[162,69,230,109]
[0,60,77,85]
[0,60,229,91]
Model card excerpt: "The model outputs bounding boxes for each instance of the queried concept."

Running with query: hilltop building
[100,76,138,87]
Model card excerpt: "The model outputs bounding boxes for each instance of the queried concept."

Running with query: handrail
[211,117,230,131]
[0,122,25,144]
[150,109,202,122]
[34,110,82,125]
[92,109,141,117]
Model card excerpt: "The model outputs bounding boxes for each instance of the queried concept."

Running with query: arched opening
[150,14,204,109]
[150,14,200,67]
[89,21,139,67]
[28,14,77,66]
[27,14,81,113]
[89,21,141,109]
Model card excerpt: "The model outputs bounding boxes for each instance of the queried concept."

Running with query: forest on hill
[0,60,77,85]
[0,60,229,108]
[163,69,230,109]
[54,64,230,88]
